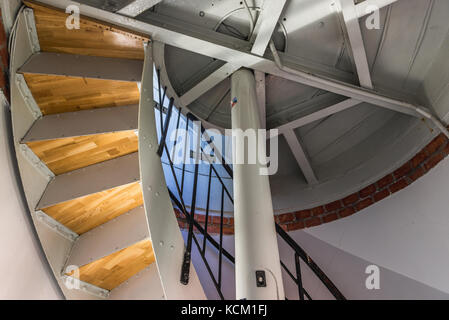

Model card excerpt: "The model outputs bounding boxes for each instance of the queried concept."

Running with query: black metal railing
[276,224,346,300]
[154,69,345,300]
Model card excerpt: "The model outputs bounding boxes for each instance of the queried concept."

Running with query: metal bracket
[256,270,267,287]
[23,8,40,54]
[35,210,79,242]
[60,275,110,299]
[19,143,54,181]
[15,73,42,120]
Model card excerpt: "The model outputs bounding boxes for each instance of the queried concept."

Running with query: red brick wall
[175,133,449,234]
[0,9,9,101]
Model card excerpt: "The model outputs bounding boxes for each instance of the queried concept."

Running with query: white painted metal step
[22,105,139,142]
[37,153,140,209]
[19,52,143,82]
[65,206,149,268]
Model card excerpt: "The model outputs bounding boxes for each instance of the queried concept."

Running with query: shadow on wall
[182,223,449,300]
[282,230,449,300]
[0,97,63,299]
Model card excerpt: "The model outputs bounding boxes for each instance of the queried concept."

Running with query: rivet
[159,241,164,246]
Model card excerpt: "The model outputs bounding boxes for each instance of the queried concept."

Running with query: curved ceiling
[76,0,449,211]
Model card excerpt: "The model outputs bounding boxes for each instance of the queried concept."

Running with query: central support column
[231,69,285,300]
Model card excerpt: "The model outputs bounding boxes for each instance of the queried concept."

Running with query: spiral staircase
[9,0,449,300]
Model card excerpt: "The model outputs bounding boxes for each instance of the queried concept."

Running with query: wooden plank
[24,0,147,60]
[66,239,155,290]
[42,182,143,234]
[23,74,140,115]
[27,131,138,175]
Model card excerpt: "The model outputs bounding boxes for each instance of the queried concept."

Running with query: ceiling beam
[117,0,163,17]
[180,53,355,106]
[36,0,432,119]
[273,98,361,137]
[338,0,373,89]
[355,0,398,18]
[179,63,240,107]
[250,0,287,56]
[283,129,318,185]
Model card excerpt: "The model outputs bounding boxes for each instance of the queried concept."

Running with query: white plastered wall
[305,156,449,294]
[0,92,62,299]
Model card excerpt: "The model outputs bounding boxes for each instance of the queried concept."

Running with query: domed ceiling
[76,0,449,212]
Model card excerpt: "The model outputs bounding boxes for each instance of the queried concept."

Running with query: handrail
[276,224,346,300]
[154,68,345,300]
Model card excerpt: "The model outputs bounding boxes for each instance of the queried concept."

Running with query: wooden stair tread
[66,239,155,290]
[27,131,138,175]
[24,0,147,60]
[23,73,140,115]
[42,182,143,234]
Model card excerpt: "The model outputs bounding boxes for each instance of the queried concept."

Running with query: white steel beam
[19,143,54,180]
[66,206,149,268]
[179,63,240,107]
[60,275,109,298]
[139,42,206,300]
[36,0,437,120]
[15,73,42,120]
[338,0,373,89]
[19,52,144,82]
[37,153,140,209]
[22,105,138,142]
[250,0,287,56]
[274,99,362,136]
[117,0,163,17]
[356,0,398,18]
[283,129,318,185]
[23,7,40,54]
